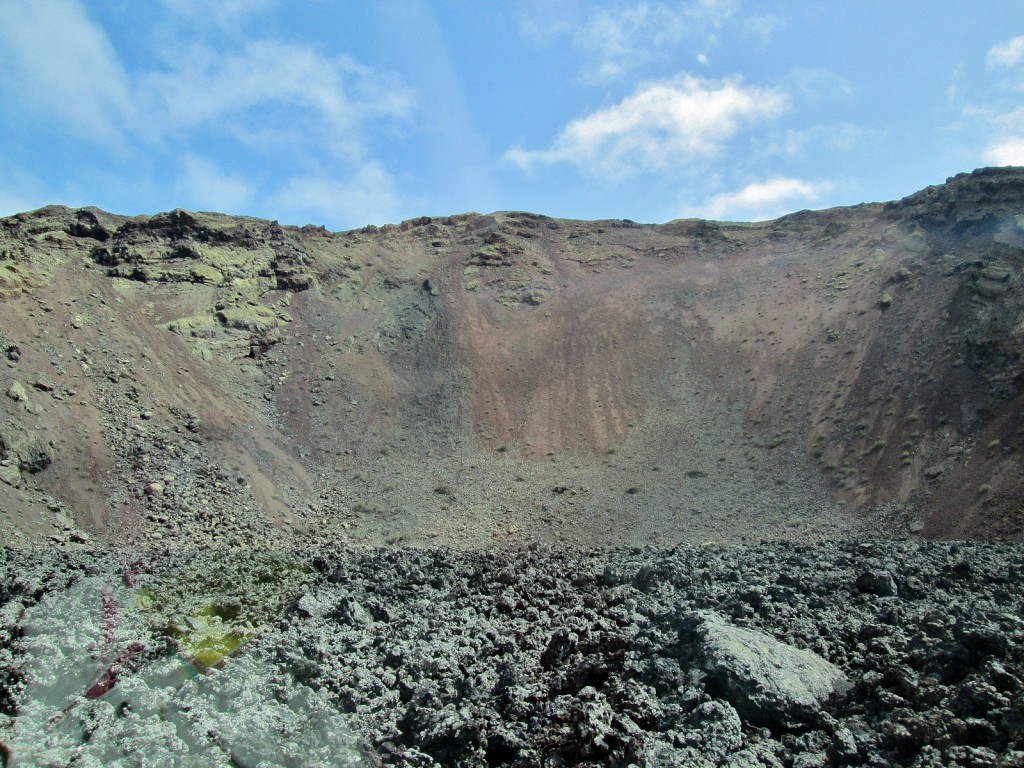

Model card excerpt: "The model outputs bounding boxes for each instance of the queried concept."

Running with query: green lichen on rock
[0,260,42,296]
[190,264,225,285]
[137,548,310,669]
[216,304,279,333]
[165,314,220,338]
[166,603,248,669]
[190,343,214,361]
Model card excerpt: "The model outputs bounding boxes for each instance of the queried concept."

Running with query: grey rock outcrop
[0,419,52,474]
[683,610,850,729]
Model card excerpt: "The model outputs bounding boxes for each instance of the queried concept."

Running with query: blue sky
[1,1,1023,229]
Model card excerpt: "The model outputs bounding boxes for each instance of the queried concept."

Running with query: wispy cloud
[692,177,832,221]
[159,0,279,30]
[784,68,853,101]
[772,123,879,158]
[987,35,1024,68]
[0,155,50,216]
[267,164,403,227]
[519,0,777,82]
[0,0,134,144]
[959,38,1024,168]
[175,154,257,215]
[574,3,689,82]
[140,40,413,163]
[741,12,783,44]
[984,138,1024,166]
[0,193,36,219]
[506,76,787,177]
[0,0,415,228]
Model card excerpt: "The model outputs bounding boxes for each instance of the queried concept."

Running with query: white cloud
[267,164,403,229]
[506,76,787,176]
[0,157,49,216]
[961,102,1024,168]
[0,0,133,144]
[984,138,1024,166]
[574,3,688,82]
[693,177,831,221]
[174,154,407,229]
[524,0,770,82]
[983,104,1024,132]
[141,41,413,162]
[0,1,412,164]
[0,192,37,218]
[175,155,256,214]
[519,0,777,82]
[0,0,416,227]
[958,32,1024,168]
[774,123,878,157]
[784,68,853,101]
[515,0,578,43]
[159,0,278,30]
[741,12,783,43]
[987,35,1024,68]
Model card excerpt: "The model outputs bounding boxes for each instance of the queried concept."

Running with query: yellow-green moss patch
[216,305,279,333]
[191,264,225,284]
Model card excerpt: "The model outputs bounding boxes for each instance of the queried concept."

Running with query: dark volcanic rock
[2,540,1024,766]
[3,171,1024,764]
[683,610,850,729]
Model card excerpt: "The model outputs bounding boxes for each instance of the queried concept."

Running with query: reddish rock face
[0,167,1022,548]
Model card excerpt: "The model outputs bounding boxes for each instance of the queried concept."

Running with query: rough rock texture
[2,170,1024,763]
[0,169,1023,551]
[3,540,1022,766]
[683,611,850,728]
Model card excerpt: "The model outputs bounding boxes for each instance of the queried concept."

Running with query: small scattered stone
[981,264,1011,282]
[6,381,28,402]
[0,463,21,487]
[857,569,899,597]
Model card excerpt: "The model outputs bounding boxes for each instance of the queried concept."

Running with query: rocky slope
[2,168,1024,767]
[0,168,1022,549]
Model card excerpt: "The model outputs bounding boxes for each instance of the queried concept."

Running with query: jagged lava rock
[684,610,851,729]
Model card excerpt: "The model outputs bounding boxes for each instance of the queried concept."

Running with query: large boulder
[0,419,53,473]
[683,611,850,729]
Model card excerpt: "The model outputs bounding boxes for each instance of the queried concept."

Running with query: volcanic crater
[1,168,1023,767]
